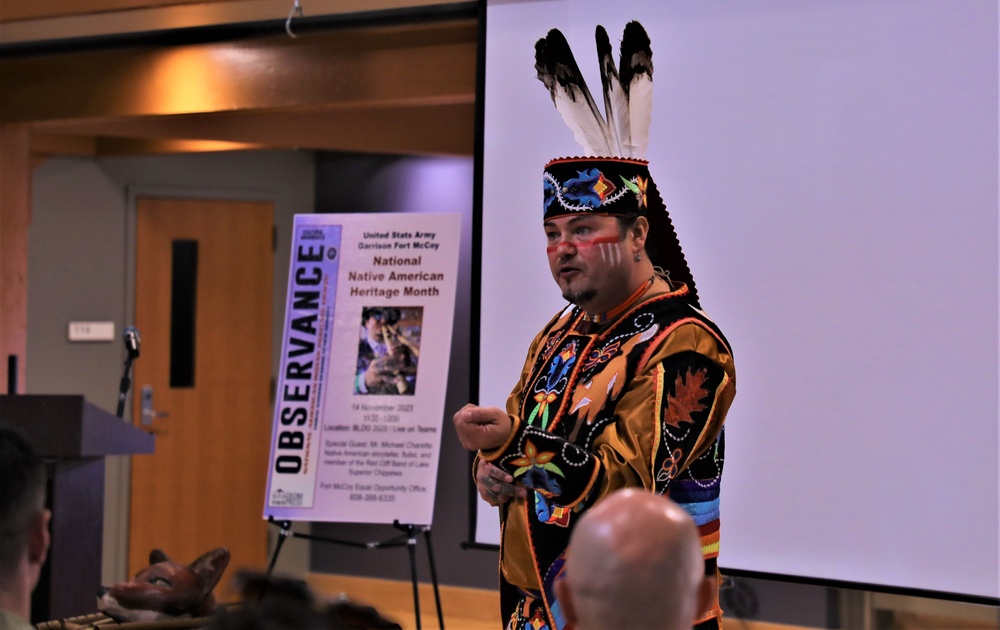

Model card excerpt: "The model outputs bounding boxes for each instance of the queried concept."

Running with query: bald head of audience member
[0,425,51,622]
[556,489,712,630]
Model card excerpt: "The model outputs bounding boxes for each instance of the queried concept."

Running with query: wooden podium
[0,394,154,622]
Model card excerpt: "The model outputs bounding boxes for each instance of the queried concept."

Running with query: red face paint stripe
[590,235,620,245]
[546,235,620,253]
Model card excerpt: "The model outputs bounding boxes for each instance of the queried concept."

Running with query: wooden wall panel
[0,22,476,125]
[0,126,31,393]
[1,0,221,23]
[0,0,472,43]
[0,0,468,24]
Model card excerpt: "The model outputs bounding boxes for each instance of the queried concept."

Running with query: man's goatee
[563,289,596,305]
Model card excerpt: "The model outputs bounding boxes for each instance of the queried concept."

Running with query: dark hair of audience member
[0,426,46,583]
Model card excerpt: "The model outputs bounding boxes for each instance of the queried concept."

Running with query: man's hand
[476,458,526,506]
[452,404,512,451]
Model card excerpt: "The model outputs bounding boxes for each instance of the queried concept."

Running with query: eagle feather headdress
[536,21,700,304]
[535,21,653,158]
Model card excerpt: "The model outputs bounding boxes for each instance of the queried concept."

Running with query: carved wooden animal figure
[97,547,230,622]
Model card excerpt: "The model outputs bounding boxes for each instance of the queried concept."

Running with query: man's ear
[28,509,51,566]
[555,577,577,626]
[695,576,715,622]
[631,216,649,253]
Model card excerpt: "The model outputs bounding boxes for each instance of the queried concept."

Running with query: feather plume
[596,25,629,156]
[535,28,613,156]
[618,21,654,157]
[536,22,653,158]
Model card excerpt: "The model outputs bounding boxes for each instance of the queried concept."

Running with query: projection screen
[475,0,998,602]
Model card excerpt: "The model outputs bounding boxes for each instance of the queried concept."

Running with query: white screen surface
[477,0,998,600]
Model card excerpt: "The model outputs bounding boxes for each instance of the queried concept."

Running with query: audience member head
[0,425,50,620]
[206,570,401,630]
[231,569,316,608]
[206,600,328,630]
[556,488,712,630]
[325,599,402,630]
[207,571,324,630]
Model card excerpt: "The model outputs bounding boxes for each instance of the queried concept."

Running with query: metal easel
[264,517,445,630]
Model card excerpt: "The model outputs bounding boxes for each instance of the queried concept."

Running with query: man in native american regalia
[453,21,736,630]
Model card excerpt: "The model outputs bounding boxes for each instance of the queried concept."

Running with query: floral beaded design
[543,168,645,214]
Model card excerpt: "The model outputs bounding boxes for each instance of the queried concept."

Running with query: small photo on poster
[355,306,423,396]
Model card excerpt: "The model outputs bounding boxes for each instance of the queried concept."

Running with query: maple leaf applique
[663,368,710,428]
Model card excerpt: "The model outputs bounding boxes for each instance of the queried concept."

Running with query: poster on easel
[263,212,461,525]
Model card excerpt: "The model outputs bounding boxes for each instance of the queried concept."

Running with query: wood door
[130,197,273,585]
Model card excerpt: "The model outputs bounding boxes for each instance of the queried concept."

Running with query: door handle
[140,385,170,426]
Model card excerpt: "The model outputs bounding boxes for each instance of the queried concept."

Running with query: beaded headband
[543,157,649,220]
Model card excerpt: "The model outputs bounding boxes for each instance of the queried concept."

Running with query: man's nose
[554,238,576,257]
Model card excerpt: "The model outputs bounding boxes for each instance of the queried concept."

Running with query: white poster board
[264,212,461,525]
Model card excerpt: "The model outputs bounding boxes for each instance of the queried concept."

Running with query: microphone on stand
[124,326,141,360]
[117,326,141,418]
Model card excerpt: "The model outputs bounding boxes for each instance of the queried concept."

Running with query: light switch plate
[68,321,115,342]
